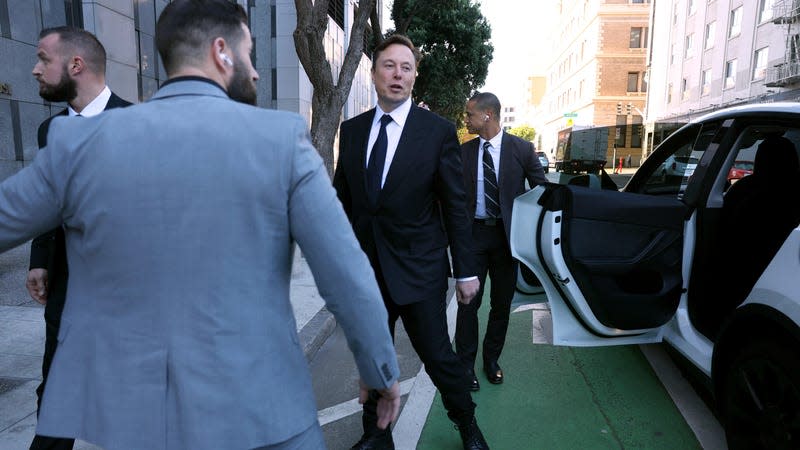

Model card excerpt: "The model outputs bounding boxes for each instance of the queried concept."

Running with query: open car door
[511,184,688,346]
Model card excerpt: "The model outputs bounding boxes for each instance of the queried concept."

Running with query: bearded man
[27,26,131,450]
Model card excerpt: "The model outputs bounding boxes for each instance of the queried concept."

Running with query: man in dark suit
[27,26,131,450]
[455,92,546,390]
[333,35,489,450]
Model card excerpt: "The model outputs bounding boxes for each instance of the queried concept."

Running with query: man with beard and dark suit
[456,92,546,390]
[27,26,131,450]
[333,34,489,450]
[1,1,399,447]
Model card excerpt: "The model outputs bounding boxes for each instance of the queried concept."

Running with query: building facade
[0,0,377,181]
[645,0,800,155]
[536,0,651,166]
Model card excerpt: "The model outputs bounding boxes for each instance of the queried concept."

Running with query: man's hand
[26,268,49,305]
[359,380,401,430]
[456,278,480,304]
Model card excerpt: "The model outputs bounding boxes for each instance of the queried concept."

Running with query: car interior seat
[714,136,800,320]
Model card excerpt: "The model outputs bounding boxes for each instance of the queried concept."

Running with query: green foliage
[507,125,537,143]
[391,0,493,123]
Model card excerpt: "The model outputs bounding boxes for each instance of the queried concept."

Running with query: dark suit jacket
[30,92,132,274]
[462,132,547,244]
[333,105,475,304]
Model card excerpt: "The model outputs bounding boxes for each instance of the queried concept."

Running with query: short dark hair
[39,26,106,75]
[372,34,422,69]
[469,92,501,120]
[156,0,248,75]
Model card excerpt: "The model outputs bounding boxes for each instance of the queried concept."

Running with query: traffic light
[626,102,633,115]
[616,102,622,115]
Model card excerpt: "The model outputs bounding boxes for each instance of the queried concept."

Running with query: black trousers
[362,265,475,432]
[455,221,515,371]
[31,242,74,450]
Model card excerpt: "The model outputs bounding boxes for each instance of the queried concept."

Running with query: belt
[474,218,502,226]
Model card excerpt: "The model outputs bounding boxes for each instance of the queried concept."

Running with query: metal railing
[765,62,800,87]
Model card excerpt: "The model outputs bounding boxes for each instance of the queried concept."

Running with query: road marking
[639,344,727,450]
[316,293,459,449]
[317,378,416,426]
[393,291,459,449]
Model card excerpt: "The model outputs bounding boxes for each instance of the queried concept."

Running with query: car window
[722,125,800,192]
[632,123,720,198]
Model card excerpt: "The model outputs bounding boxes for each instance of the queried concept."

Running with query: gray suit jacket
[0,80,398,450]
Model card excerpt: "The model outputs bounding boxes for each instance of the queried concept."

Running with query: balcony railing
[765,62,800,87]
[773,0,800,23]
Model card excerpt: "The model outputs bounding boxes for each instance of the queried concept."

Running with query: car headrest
[754,136,800,179]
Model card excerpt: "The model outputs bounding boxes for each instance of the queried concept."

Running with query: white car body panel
[511,187,663,346]
[742,228,800,324]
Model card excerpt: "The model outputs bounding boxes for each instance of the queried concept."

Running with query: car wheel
[718,339,800,450]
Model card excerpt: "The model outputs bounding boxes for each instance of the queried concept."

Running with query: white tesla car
[511,103,800,449]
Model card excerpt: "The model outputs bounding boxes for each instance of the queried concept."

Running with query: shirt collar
[481,129,504,150]
[68,86,111,117]
[374,98,412,129]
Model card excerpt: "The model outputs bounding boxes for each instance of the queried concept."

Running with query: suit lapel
[499,133,516,204]
[466,139,479,187]
[379,106,425,202]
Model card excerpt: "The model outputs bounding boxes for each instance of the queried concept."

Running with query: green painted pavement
[417,295,701,449]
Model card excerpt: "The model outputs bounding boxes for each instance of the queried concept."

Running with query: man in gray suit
[0,1,399,448]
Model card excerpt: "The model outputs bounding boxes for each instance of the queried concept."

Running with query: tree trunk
[293,0,378,178]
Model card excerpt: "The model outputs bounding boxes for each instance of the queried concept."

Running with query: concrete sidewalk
[0,243,333,449]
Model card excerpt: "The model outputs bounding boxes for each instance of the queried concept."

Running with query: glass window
[630,27,643,48]
[681,78,689,100]
[705,22,715,50]
[667,83,673,103]
[729,7,742,38]
[685,34,694,58]
[753,47,769,80]
[702,69,712,95]
[635,123,718,199]
[627,72,639,92]
[688,0,696,16]
[759,0,774,23]
[725,59,738,89]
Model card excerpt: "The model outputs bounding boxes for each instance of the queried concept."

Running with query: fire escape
[766,0,800,87]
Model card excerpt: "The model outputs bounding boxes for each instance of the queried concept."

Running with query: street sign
[563,112,578,118]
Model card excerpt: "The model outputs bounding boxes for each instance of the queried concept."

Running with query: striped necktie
[483,141,500,218]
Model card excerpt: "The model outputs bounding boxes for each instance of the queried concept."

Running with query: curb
[299,307,336,362]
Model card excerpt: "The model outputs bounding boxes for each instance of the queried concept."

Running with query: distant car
[511,103,800,448]
[536,151,550,173]
[727,160,754,181]
[659,155,699,178]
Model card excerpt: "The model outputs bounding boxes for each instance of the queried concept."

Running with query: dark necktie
[483,141,500,218]
[366,114,393,206]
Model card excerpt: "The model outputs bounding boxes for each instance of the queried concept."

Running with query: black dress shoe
[456,416,489,450]
[470,372,480,391]
[484,361,503,385]
[350,429,395,450]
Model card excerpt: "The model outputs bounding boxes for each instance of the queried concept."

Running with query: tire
[718,339,800,450]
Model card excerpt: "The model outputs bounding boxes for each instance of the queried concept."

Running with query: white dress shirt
[476,130,504,218]
[364,98,413,187]
[67,86,112,117]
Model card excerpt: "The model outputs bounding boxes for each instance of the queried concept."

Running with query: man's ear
[69,56,85,75]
